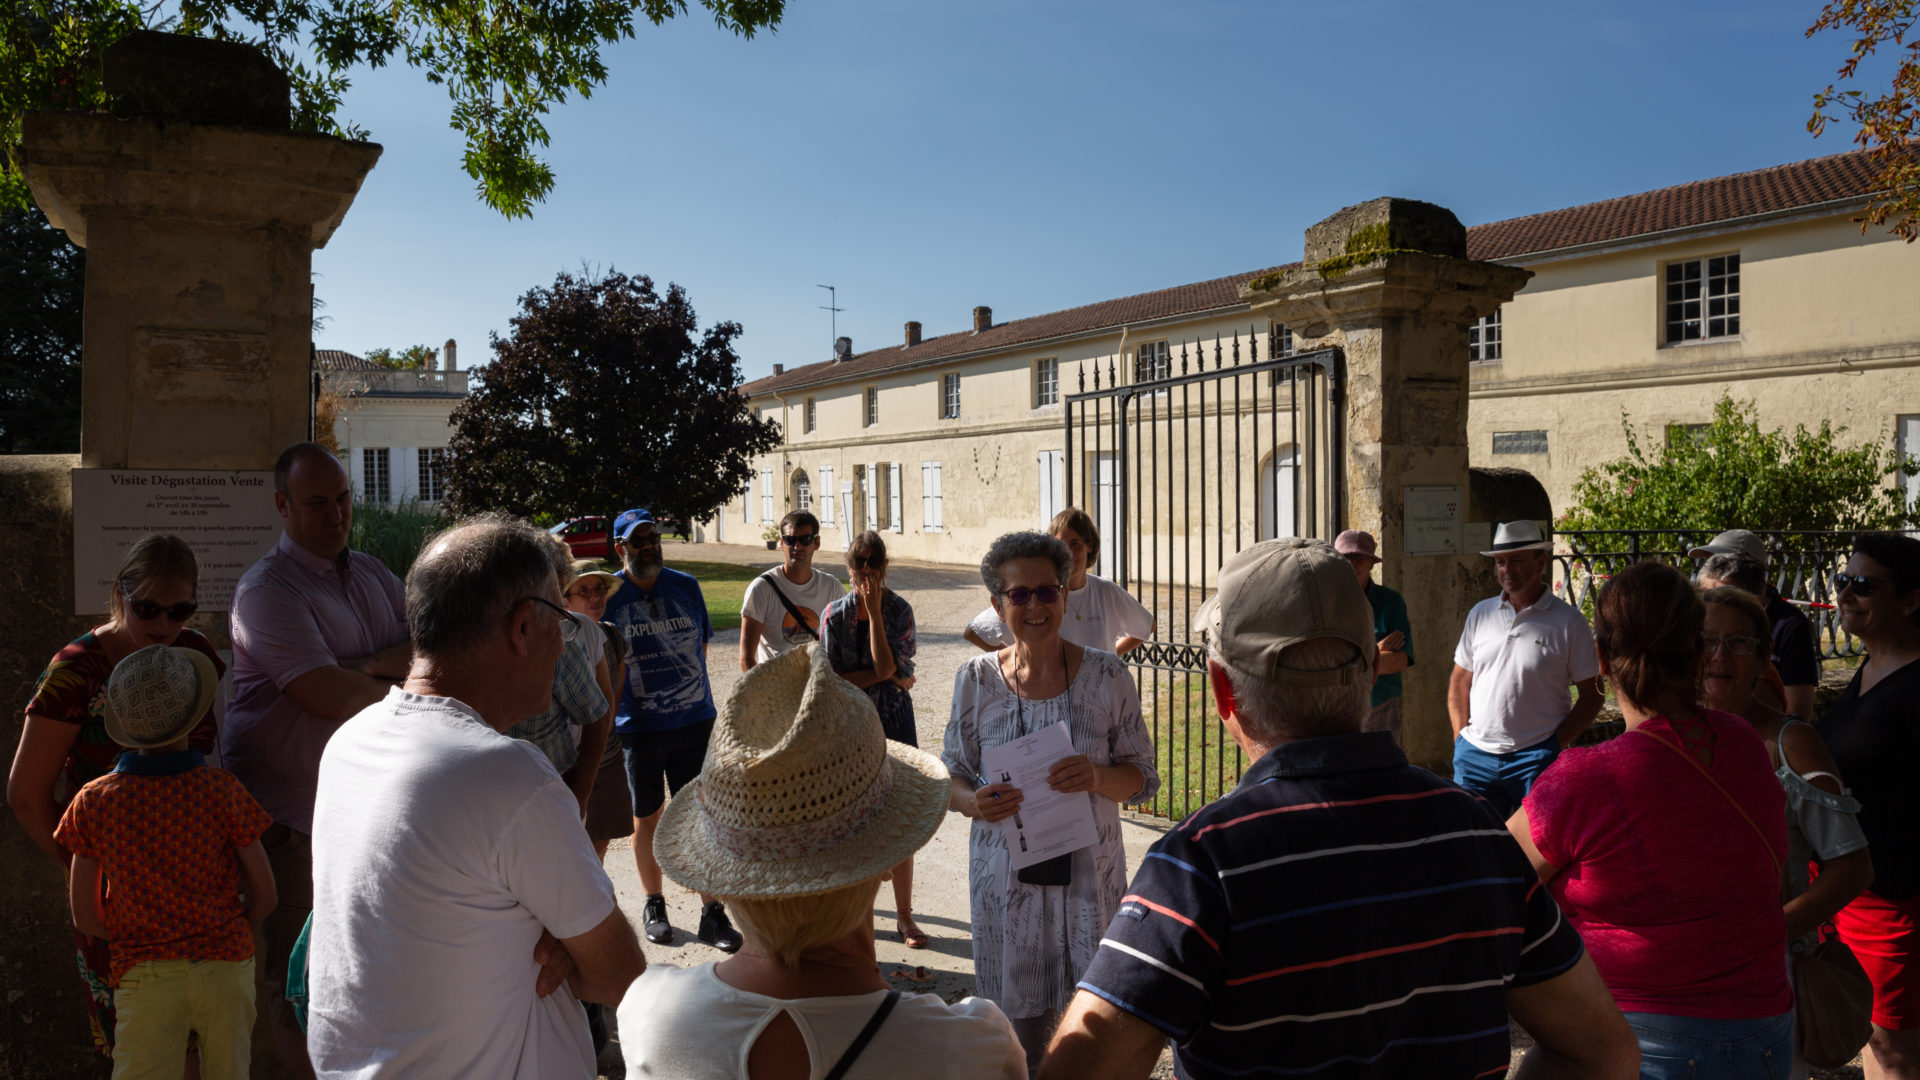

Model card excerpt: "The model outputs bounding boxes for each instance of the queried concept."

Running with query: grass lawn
[575,558,769,632]
[1132,670,1244,820]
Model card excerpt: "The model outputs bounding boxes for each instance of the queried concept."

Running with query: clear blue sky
[310,0,1868,383]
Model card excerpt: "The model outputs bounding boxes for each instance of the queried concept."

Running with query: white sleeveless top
[617,963,1026,1080]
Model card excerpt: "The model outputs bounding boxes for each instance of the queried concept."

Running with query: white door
[1258,448,1299,540]
[1037,450,1064,529]
[841,483,855,536]
[1094,451,1120,578]
[865,462,880,530]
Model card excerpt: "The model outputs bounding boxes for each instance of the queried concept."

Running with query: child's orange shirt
[54,751,272,986]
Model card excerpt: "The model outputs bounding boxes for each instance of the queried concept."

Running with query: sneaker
[698,901,743,953]
[642,894,672,945]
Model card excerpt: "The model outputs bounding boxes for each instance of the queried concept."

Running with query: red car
[549,516,613,559]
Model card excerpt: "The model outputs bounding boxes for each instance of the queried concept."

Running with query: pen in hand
[972,771,1000,800]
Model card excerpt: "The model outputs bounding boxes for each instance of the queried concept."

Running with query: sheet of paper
[980,721,1101,872]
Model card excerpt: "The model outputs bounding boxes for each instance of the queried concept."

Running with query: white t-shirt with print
[965,574,1156,653]
[742,566,845,661]
[309,688,618,1080]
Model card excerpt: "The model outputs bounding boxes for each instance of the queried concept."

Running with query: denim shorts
[1623,1009,1794,1080]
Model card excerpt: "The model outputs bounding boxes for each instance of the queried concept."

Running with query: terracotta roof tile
[314,349,375,371]
[743,147,1903,395]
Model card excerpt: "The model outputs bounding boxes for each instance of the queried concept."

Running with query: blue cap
[613,508,654,541]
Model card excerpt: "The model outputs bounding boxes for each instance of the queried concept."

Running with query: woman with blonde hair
[618,646,1024,1079]
[7,533,225,1058]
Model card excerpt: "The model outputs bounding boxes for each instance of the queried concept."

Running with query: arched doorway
[1257,447,1299,541]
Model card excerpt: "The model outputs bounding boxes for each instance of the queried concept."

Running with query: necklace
[1067,580,1086,622]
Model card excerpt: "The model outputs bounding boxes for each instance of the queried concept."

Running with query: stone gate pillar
[1244,199,1529,772]
[18,31,382,468]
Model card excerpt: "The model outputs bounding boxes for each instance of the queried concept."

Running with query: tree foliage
[0,204,82,452]
[364,344,437,370]
[1807,0,1920,241]
[1561,395,1917,533]
[446,269,779,526]
[2,0,785,217]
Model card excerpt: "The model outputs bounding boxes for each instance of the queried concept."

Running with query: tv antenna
[816,284,844,351]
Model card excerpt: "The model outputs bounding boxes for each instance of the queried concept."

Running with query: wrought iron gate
[1063,331,1344,819]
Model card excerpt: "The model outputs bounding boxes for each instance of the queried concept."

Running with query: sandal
[897,919,929,949]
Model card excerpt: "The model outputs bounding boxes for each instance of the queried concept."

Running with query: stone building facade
[727,148,1920,565]
[316,338,466,504]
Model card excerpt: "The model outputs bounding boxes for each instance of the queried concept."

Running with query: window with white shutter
[865,462,880,529]
[1037,450,1063,528]
[760,468,774,523]
[921,462,943,532]
[889,463,902,533]
[818,466,835,526]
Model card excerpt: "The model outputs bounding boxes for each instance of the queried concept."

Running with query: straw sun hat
[568,559,625,595]
[654,644,950,899]
[103,644,217,750]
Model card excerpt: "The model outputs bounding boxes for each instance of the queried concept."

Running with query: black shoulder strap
[822,990,900,1080]
[758,570,821,642]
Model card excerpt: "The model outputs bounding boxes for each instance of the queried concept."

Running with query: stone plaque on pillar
[1404,485,1462,556]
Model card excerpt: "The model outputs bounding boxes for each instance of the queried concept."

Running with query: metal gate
[1063,330,1344,819]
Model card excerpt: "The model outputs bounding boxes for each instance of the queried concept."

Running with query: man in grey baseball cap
[1042,538,1635,1080]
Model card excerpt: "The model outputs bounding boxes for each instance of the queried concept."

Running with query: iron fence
[1552,529,1874,660]
[1064,331,1344,819]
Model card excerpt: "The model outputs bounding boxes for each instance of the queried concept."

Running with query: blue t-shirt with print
[606,566,716,734]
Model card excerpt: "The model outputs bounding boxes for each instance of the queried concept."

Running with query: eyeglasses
[1834,572,1886,597]
[521,596,580,641]
[849,556,885,570]
[1702,634,1761,657]
[567,581,610,600]
[781,534,819,547]
[128,598,199,623]
[1000,586,1063,607]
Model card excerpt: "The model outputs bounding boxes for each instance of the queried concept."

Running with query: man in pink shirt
[223,442,410,1077]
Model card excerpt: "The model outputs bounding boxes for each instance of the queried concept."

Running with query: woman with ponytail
[1507,560,1793,1079]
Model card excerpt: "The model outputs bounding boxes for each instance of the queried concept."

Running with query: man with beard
[601,509,740,952]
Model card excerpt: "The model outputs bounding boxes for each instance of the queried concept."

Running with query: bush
[1562,395,1917,533]
[351,500,445,579]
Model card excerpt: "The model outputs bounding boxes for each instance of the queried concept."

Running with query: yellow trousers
[112,957,255,1080]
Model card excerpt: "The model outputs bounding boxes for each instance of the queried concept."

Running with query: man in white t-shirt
[308,517,646,1079]
[1447,520,1604,820]
[739,511,844,670]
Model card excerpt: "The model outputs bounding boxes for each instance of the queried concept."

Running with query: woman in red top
[1508,560,1792,1080]
[5,534,226,1058]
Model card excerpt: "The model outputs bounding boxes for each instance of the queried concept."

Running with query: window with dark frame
[1667,422,1711,448]
[1665,255,1740,343]
[363,447,389,505]
[1136,340,1171,384]
[865,386,878,428]
[941,373,961,419]
[1492,430,1548,455]
[1035,358,1059,407]
[1275,324,1295,358]
[1469,308,1503,363]
[418,447,449,501]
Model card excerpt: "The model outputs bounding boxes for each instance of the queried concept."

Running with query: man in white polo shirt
[1447,520,1604,819]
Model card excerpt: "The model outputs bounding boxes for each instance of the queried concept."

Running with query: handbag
[1628,726,1873,1067]
[758,571,821,642]
[822,990,900,1080]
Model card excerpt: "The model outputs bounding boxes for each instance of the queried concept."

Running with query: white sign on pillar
[1403,485,1464,556]
[71,469,283,614]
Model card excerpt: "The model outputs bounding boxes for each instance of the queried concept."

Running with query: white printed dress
[942,648,1159,1020]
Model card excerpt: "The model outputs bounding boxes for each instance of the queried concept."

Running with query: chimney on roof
[833,336,853,362]
[905,321,922,347]
[973,306,992,332]
[444,338,458,371]
[773,363,784,376]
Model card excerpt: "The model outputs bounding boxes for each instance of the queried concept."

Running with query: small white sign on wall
[1403,485,1463,556]
[72,469,282,614]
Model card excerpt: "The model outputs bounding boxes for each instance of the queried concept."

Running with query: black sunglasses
[129,598,199,623]
[1000,585,1063,607]
[622,533,661,547]
[781,534,819,547]
[1834,572,1887,597]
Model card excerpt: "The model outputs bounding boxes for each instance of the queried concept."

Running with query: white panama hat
[652,644,950,899]
[102,644,217,750]
[1480,520,1553,556]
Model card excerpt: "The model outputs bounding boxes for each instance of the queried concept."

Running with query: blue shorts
[621,720,714,819]
[1452,733,1560,821]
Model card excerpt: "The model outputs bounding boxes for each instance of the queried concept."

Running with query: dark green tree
[364,344,437,370]
[2,0,785,216]
[0,205,82,452]
[446,269,779,526]
[1562,395,1917,533]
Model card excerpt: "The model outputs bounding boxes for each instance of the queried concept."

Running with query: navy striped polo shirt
[1078,731,1584,1078]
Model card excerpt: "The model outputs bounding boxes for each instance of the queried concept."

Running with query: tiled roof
[1465,146,1901,262]
[314,349,376,371]
[742,264,1292,395]
[744,147,1899,395]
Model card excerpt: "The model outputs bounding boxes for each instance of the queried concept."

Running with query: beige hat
[1688,529,1767,567]
[567,559,625,596]
[653,644,950,898]
[1196,538,1374,686]
[103,644,217,750]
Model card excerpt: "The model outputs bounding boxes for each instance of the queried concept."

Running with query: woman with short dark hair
[1510,561,1792,1078]
[1818,532,1920,1078]
[820,531,926,947]
[964,508,1154,656]
[944,531,1159,1075]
